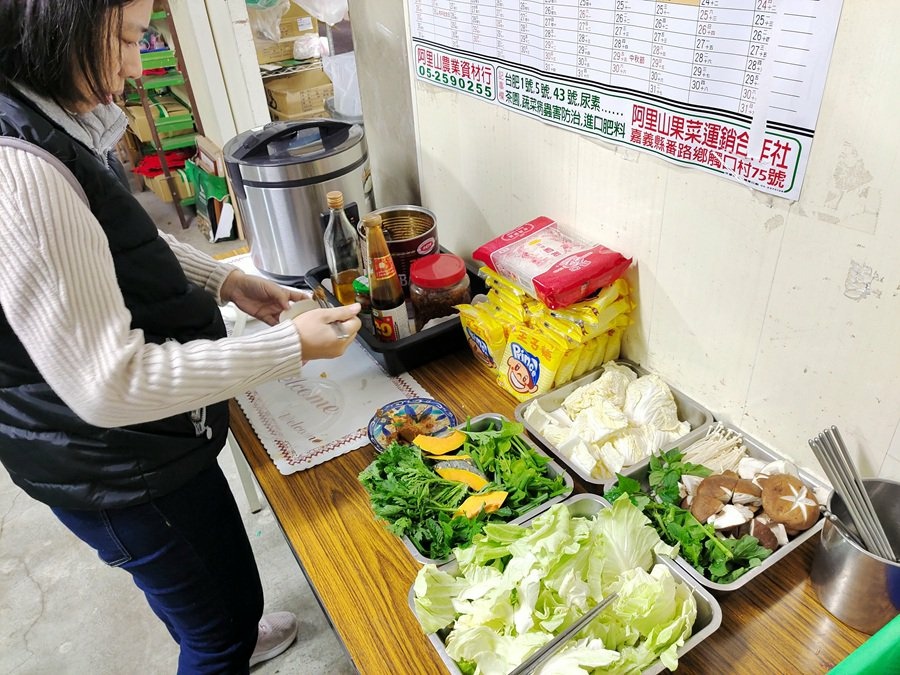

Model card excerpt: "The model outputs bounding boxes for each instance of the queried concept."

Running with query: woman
[0,0,361,671]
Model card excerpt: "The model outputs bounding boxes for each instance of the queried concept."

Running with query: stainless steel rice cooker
[224,120,374,279]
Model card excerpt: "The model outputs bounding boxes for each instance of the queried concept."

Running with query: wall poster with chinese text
[408,0,844,200]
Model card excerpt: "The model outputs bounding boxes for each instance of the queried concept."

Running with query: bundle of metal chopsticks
[808,426,897,562]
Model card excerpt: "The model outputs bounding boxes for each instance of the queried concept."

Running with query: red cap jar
[409,253,471,332]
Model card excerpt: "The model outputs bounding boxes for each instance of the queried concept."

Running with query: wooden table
[229,350,868,674]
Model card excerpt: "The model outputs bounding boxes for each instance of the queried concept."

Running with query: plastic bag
[294,0,348,26]
[293,33,327,59]
[322,51,362,118]
[472,216,632,309]
[247,0,291,42]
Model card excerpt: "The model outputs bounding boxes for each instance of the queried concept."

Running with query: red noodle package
[473,217,632,309]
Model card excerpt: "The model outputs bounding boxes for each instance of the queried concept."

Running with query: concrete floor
[0,192,356,674]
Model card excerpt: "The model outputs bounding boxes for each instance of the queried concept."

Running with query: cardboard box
[280,3,317,39]
[194,135,226,177]
[125,96,193,143]
[254,38,296,66]
[143,170,194,203]
[268,106,327,122]
[252,3,318,64]
[116,130,144,169]
[264,69,333,115]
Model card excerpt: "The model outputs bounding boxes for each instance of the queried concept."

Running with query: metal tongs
[312,286,348,339]
[508,592,618,675]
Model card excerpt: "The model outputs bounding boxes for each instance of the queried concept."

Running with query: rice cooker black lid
[223,120,364,167]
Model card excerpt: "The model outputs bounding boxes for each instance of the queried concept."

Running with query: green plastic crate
[831,614,900,674]
[152,132,198,151]
[141,49,177,70]
[127,71,185,90]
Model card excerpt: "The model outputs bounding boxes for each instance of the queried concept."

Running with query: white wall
[399,2,900,480]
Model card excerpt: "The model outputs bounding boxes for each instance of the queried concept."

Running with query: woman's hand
[220,269,308,326]
[293,304,362,360]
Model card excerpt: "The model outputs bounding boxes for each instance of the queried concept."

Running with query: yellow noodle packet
[583,278,630,314]
[588,316,632,370]
[603,327,624,362]
[593,296,635,331]
[486,290,529,325]
[479,266,531,299]
[457,304,507,371]
[540,314,584,387]
[497,325,566,401]
[572,334,601,379]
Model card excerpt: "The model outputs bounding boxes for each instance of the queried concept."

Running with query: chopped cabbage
[623,374,684,433]
[560,363,635,418]
[413,498,696,675]
[526,363,691,478]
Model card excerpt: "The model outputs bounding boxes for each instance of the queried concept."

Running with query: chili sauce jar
[409,253,471,332]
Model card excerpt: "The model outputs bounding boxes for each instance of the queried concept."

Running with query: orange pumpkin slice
[412,429,466,455]
[454,491,508,518]
[435,462,488,491]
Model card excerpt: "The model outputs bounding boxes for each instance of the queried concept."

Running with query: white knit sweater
[0,144,302,429]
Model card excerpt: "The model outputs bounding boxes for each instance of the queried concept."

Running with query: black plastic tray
[305,258,486,375]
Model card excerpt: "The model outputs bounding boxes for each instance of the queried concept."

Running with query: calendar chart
[408,0,844,199]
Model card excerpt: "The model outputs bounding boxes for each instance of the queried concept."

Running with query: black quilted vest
[0,90,228,509]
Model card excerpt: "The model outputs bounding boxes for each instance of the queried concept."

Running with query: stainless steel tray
[513,361,713,491]
[408,493,723,675]
[390,413,574,566]
[619,422,829,593]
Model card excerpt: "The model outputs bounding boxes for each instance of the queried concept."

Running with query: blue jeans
[52,464,263,674]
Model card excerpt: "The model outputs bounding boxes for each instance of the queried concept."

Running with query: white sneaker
[249,611,299,667]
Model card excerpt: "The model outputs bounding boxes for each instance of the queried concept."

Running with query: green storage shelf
[141,49,177,69]
[152,113,195,135]
[147,132,198,151]
[128,71,185,90]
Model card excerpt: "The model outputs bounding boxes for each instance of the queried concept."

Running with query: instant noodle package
[457,262,634,402]
[472,216,632,309]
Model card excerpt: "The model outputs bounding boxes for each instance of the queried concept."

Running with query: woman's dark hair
[0,0,130,107]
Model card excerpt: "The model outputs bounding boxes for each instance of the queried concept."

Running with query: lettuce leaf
[413,498,697,674]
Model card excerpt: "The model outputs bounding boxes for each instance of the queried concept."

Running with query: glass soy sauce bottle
[362,214,410,342]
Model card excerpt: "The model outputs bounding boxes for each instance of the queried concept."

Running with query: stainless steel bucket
[810,478,900,634]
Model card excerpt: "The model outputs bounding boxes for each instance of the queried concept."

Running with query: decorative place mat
[236,341,431,475]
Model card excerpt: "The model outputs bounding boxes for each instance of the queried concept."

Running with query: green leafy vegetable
[604,449,772,584]
[462,419,568,517]
[359,419,568,561]
[647,447,711,505]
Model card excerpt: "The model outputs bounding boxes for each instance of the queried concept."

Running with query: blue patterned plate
[367,398,457,453]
